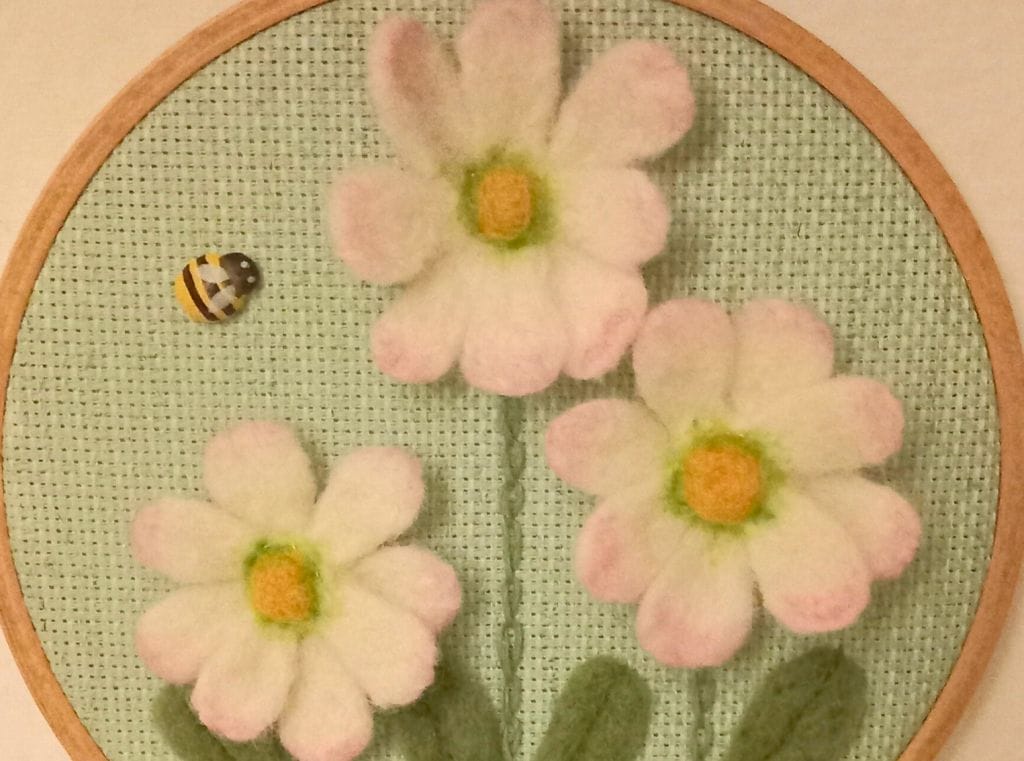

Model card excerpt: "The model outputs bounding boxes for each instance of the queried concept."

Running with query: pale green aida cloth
[3,1,998,760]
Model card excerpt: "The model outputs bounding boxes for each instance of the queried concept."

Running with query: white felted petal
[368,18,465,172]
[558,168,670,269]
[742,377,904,474]
[456,0,560,153]
[549,41,694,166]
[204,421,316,533]
[731,300,835,416]
[132,499,253,583]
[309,447,424,567]
[371,253,470,383]
[328,167,454,286]
[748,488,871,634]
[278,640,374,761]
[632,299,735,434]
[802,474,921,580]
[545,399,669,496]
[135,583,243,685]
[553,255,648,380]
[190,621,299,742]
[636,534,754,668]
[323,579,438,708]
[459,254,568,396]
[354,546,462,633]
[575,489,687,603]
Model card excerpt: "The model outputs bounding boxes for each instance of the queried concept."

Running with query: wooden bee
[174,251,260,323]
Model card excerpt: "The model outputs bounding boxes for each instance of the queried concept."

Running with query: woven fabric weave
[3,1,998,760]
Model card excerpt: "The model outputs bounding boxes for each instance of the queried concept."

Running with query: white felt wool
[632,299,736,434]
[368,17,465,173]
[545,399,668,496]
[729,299,835,416]
[278,642,374,761]
[354,546,462,633]
[553,254,649,379]
[558,167,671,269]
[328,167,452,286]
[635,534,754,667]
[203,422,316,534]
[802,474,922,580]
[455,0,561,155]
[308,446,424,566]
[549,40,696,167]
[322,580,439,708]
[132,498,253,583]
[747,489,871,634]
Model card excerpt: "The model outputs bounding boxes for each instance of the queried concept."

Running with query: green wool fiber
[533,657,652,761]
[723,647,868,761]
[388,653,504,761]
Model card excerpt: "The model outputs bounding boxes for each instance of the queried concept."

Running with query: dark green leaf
[533,656,652,761]
[724,646,867,761]
[153,685,292,761]
[387,654,504,761]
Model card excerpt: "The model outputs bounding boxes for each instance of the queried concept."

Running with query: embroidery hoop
[0,1,1021,759]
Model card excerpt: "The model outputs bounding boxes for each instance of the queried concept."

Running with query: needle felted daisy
[328,0,695,396]
[545,299,921,668]
[131,422,461,761]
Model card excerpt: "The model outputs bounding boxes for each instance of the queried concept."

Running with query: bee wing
[198,263,230,284]
[209,285,237,311]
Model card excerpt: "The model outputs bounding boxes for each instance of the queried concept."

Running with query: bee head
[221,252,261,295]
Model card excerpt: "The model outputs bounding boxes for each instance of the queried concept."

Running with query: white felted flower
[132,422,461,761]
[545,299,921,668]
[329,0,695,396]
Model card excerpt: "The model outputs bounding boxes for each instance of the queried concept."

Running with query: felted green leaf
[153,685,292,761]
[387,655,504,761]
[533,656,652,761]
[723,646,868,761]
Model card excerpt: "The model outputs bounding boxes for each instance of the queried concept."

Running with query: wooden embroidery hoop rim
[0,1,1021,759]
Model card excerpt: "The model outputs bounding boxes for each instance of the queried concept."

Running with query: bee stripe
[181,264,216,322]
[189,258,229,321]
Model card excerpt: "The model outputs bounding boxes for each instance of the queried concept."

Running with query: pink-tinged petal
[328,167,454,286]
[322,580,438,709]
[203,421,316,534]
[131,499,253,583]
[632,299,735,434]
[309,447,424,567]
[135,583,243,684]
[190,621,299,742]
[459,254,568,396]
[354,545,462,633]
[575,490,687,603]
[553,255,648,380]
[371,253,470,384]
[549,41,695,166]
[546,399,669,496]
[802,474,921,580]
[456,0,560,153]
[730,300,835,416]
[748,488,871,634]
[278,640,374,761]
[558,168,670,269]
[368,18,465,172]
[636,534,754,667]
[742,377,904,474]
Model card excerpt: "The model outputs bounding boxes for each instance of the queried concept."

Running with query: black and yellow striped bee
[174,251,260,323]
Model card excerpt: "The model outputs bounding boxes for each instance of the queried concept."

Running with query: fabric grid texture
[2,1,998,760]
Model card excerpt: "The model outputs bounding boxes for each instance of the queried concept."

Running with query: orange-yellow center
[681,444,763,525]
[246,547,317,624]
[475,166,534,241]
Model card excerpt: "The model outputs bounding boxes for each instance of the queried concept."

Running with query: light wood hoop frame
[1,1,1022,759]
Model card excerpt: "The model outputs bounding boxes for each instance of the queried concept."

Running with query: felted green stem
[689,669,717,761]
[499,395,526,761]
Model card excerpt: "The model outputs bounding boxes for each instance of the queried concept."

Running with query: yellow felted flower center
[245,543,321,627]
[680,443,763,525]
[475,166,534,242]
